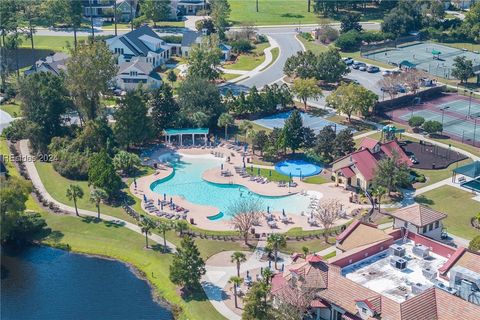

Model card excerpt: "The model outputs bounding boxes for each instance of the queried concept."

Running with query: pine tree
[283,110,304,153]
[169,236,206,292]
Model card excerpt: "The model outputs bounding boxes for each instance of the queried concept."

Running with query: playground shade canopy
[453,161,480,179]
[431,50,441,55]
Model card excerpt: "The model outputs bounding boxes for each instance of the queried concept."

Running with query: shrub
[161,35,183,44]
[422,120,443,135]
[52,149,89,180]
[408,116,425,128]
[335,30,362,51]
[469,235,480,252]
[230,39,254,53]
[316,26,339,44]
[300,32,313,41]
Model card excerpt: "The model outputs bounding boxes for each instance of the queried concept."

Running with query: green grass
[0,103,22,117]
[100,96,118,107]
[228,0,328,26]
[21,35,88,52]
[322,250,336,259]
[222,73,242,81]
[260,47,280,71]
[414,186,480,240]
[38,212,226,320]
[280,239,331,255]
[303,175,329,184]
[223,42,270,71]
[415,159,472,188]
[246,166,289,182]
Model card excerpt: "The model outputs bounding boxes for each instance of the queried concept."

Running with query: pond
[1,246,173,320]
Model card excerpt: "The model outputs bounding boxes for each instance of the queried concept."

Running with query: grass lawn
[21,35,88,52]
[0,103,22,117]
[223,42,270,71]
[38,212,226,320]
[303,175,329,184]
[280,239,331,255]
[222,73,242,81]
[246,166,289,182]
[228,0,327,25]
[414,186,480,240]
[415,158,472,188]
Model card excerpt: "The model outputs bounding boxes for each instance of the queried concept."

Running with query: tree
[267,233,286,270]
[138,215,156,248]
[195,18,216,35]
[167,69,177,82]
[175,220,189,237]
[313,199,342,243]
[17,72,70,152]
[373,153,411,195]
[178,77,224,128]
[228,197,263,245]
[88,151,122,199]
[231,251,247,277]
[157,221,172,252]
[114,90,153,148]
[327,82,377,122]
[301,127,316,150]
[217,113,234,140]
[150,84,179,134]
[316,48,350,82]
[1,176,30,242]
[141,0,171,27]
[239,120,254,142]
[284,51,317,79]
[271,283,317,320]
[340,12,362,33]
[422,120,443,136]
[371,186,388,212]
[66,184,84,217]
[408,116,425,129]
[333,129,355,158]
[66,42,118,122]
[229,276,243,308]
[291,78,323,110]
[382,0,422,36]
[452,56,474,83]
[210,0,230,39]
[469,235,480,252]
[315,125,336,161]
[89,188,107,219]
[187,35,222,81]
[113,151,141,175]
[252,130,268,155]
[335,30,362,51]
[169,236,206,291]
[283,110,304,153]
[242,281,271,320]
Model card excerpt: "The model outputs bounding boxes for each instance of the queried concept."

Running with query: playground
[389,94,480,147]
[402,141,468,170]
[363,42,480,79]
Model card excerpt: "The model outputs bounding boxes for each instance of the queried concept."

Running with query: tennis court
[364,42,480,79]
[253,111,351,133]
[435,99,480,118]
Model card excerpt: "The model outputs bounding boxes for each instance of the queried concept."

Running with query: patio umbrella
[143,194,147,202]
[281,263,284,271]
[161,202,164,210]
[269,260,272,268]
[157,199,160,206]
[163,193,166,201]
[243,162,246,168]
[170,197,173,204]
[267,206,270,213]
[282,209,285,216]
[251,165,253,171]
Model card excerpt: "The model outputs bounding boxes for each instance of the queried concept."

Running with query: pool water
[275,160,322,177]
[150,154,317,220]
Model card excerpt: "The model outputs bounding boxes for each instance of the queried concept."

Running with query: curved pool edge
[274,160,323,178]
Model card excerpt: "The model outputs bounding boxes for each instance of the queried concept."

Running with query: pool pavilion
[163,128,209,146]
[452,161,480,193]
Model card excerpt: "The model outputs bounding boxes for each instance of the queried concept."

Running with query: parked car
[352,62,366,69]
[382,70,392,76]
[393,84,406,93]
[343,57,354,65]
[367,66,380,73]
[359,65,367,71]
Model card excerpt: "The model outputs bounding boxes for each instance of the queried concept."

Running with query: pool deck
[131,145,362,232]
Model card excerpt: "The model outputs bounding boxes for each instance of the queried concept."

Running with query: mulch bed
[401,140,468,170]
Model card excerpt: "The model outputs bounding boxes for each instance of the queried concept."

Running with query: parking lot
[345,67,384,96]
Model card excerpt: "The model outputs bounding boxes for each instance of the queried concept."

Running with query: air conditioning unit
[413,244,430,258]
[390,244,406,257]
[412,283,430,295]
[390,256,407,270]
[435,281,457,295]
[422,267,437,280]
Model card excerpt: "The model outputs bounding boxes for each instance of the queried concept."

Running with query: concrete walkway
[18,139,177,252]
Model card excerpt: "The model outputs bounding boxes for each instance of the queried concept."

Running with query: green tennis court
[436,100,480,118]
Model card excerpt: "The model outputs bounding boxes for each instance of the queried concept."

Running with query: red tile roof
[359,137,380,151]
[336,220,361,241]
[310,299,329,308]
[388,204,447,227]
[350,149,378,181]
[400,287,437,320]
[340,166,356,178]
[438,247,466,275]
[380,140,413,167]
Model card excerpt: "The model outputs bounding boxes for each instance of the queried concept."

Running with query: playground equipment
[381,124,405,141]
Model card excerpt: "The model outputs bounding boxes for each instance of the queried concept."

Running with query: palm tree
[229,276,243,308]
[217,113,234,140]
[89,188,107,219]
[372,186,388,213]
[175,220,188,237]
[239,120,254,142]
[230,251,247,277]
[261,267,273,286]
[138,215,156,248]
[302,246,309,258]
[267,233,286,270]
[66,184,84,217]
[157,221,172,252]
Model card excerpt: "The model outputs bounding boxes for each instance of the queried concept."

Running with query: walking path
[18,139,177,252]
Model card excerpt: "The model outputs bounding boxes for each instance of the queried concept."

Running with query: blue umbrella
[282,209,285,216]
[281,263,284,271]
[243,162,246,168]
[143,194,147,202]
[157,199,160,206]
[267,206,270,213]
[163,193,166,201]
[161,202,164,210]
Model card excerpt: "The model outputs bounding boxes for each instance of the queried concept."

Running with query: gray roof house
[115,57,162,91]
[106,25,172,68]
[24,52,69,76]
[180,30,231,60]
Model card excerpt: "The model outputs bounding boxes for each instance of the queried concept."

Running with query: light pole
[474,116,478,147]
[441,106,450,134]
[468,91,473,118]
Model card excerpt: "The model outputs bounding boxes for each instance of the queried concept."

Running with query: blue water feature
[275,160,322,177]
[150,155,315,220]
[1,246,173,320]
[207,212,225,220]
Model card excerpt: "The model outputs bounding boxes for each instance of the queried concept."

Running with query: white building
[83,0,137,22]
[115,58,162,91]
[106,25,172,68]
[24,52,69,76]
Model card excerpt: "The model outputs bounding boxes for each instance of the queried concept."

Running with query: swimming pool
[275,160,322,177]
[150,154,318,220]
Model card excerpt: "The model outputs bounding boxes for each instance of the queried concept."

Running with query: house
[83,0,137,22]
[115,58,162,91]
[106,25,172,67]
[173,0,206,16]
[331,137,412,191]
[387,203,447,241]
[271,218,480,320]
[24,52,68,77]
[180,30,203,57]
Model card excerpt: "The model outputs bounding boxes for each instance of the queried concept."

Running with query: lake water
[1,246,173,320]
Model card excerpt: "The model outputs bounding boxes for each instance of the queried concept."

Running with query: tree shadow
[151,243,172,254]
[192,282,228,302]
[281,13,304,19]
[413,195,435,205]
[80,216,125,228]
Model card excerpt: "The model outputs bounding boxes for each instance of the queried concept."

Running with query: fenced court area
[253,111,351,133]
[389,94,480,147]
[363,42,480,79]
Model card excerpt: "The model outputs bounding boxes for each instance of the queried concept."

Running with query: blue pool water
[275,160,322,177]
[150,155,316,219]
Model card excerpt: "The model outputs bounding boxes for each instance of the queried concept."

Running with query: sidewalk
[18,139,177,252]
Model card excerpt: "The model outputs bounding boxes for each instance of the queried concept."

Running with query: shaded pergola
[452,161,480,192]
[399,60,416,69]
[163,128,209,146]
[431,49,441,60]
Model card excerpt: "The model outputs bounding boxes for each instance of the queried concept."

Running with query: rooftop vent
[412,282,431,295]
[413,244,430,259]
[435,281,457,295]
[390,256,407,270]
[422,267,437,281]
[390,244,406,257]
